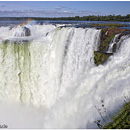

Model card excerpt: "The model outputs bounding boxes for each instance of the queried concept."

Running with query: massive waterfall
[0,24,130,128]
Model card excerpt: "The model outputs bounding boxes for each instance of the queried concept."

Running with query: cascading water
[107,33,130,53]
[0,24,130,128]
[107,34,120,53]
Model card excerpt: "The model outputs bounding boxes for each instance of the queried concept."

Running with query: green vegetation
[0,14,130,22]
[103,101,130,129]
[94,51,112,65]
[90,23,127,27]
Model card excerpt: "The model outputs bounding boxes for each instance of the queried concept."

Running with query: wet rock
[99,27,126,52]
[118,30,130,39]
[23,27,31,36]
[95,27,130,66]
[99,27,130,53]
[112,43,117,53]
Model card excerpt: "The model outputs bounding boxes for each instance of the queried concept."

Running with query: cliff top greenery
[0,14,130,22]
[90,23,128,27]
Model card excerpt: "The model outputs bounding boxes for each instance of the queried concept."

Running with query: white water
[0,24,130,128]
[108,34,130,53]
[107,34,120,53]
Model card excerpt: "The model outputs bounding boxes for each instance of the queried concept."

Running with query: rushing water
[0,23,130,128]
[0,20,130,29]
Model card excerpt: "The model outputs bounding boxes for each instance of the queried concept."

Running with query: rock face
[94,27,130,66]
[23,27,31,36]
[99,27,126,52]
[118,30,130,40]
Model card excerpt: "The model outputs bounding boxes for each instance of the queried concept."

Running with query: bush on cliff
[94,51,112,65]
[103,101,130,129]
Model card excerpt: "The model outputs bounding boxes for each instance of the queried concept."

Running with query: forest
[0,14,130,22]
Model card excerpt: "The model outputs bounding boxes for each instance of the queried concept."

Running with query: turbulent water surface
[0,23,130,128]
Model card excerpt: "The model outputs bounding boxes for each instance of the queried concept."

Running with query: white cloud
[0,9,102,17]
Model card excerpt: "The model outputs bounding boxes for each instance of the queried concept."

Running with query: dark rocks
[118,30,130,39]
[23,27,31,36]
[14,26,31,37]
[112,43,117,53]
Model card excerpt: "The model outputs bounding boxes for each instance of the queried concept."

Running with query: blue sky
[0,1,130,17]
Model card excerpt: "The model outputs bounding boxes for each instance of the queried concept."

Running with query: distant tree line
[0,14,130,22]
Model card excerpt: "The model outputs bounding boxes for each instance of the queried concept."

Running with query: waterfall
[107,34,120,53]
[0,24,130,129]
[107,34,130,53]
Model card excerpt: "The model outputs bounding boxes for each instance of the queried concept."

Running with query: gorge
[0,23,130,128]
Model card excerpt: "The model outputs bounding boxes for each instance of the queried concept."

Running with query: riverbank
[0,14,130,22]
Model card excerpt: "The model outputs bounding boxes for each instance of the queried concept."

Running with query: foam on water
[0,24,130,128]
